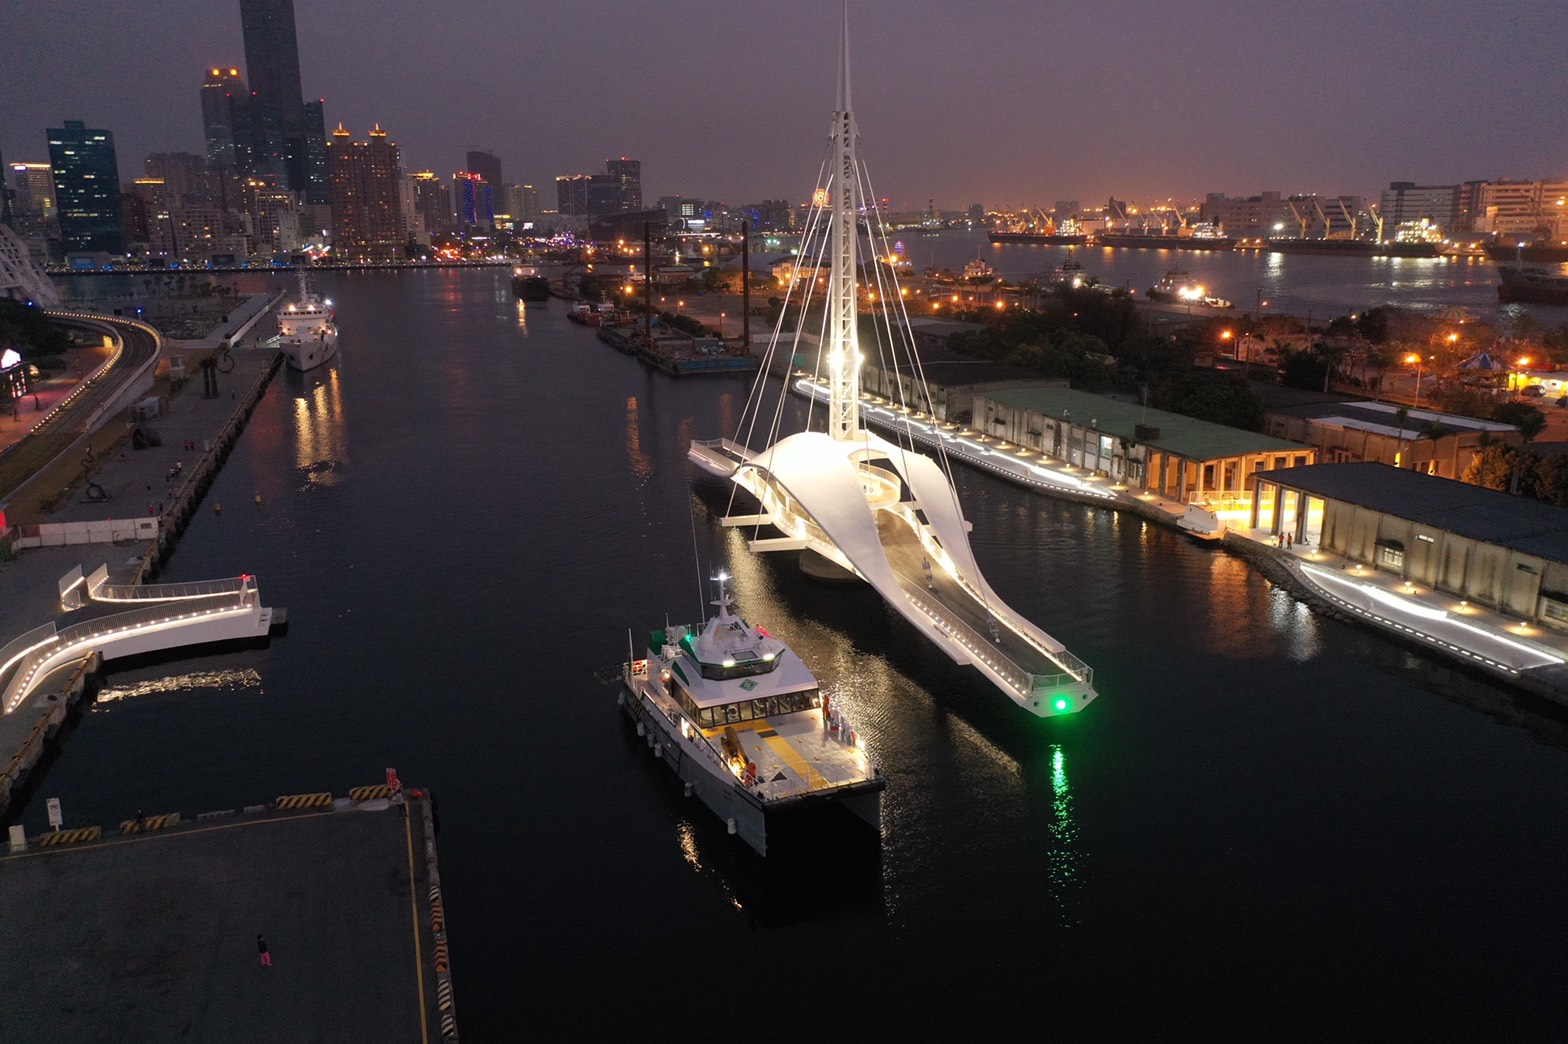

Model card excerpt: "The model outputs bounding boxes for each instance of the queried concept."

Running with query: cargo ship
[1096,228,1236,251]
[988,230,1088,245]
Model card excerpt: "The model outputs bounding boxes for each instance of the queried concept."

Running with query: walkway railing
[94,575,250,603]
[3,597,254,713]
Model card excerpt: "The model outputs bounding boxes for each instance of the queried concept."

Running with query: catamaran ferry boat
[621,573,883,855]
[273,274,338,372]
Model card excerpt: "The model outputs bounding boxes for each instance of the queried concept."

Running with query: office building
[8,163,56,236]
[466,151,503,200]
[1473,180,1568,241]
[605,157,641,211]
[200,67,252,170]
[46,120,124,253]
[556,174,591,216]
[410,172,450,236]
[301,99,329,204]
[519,184,539,221]
[0,146,11,228]
[1378,182,1460,234]
[326,123,404,260]
[240,0,307,190]
[453,172,493,227]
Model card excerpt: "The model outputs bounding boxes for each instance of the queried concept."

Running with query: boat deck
[702,707,872,801]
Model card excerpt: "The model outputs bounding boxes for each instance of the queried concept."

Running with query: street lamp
[719,311,726,337]
[1405,352,1424,408]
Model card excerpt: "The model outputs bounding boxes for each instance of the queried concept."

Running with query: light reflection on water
[1046,745,1079,928]
[292,367,347,489]
[93,668,262,707]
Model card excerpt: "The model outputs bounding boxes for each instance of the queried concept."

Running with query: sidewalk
[1229,525,1568,698]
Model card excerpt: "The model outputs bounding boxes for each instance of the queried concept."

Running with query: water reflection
[515,300,529,333]
[625,396,653,480]
[93,668,262,707]
[293,367,347,489]
[1046,744,1080,927]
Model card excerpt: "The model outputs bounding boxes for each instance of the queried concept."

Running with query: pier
[0,295,289,816]
[0,790,457,1042]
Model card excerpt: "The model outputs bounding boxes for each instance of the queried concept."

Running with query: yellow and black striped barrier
[274,792,332,810]
[119,812,181,834]
[36,826,102,847]
[433,940,449,974]
[348,784,392,801]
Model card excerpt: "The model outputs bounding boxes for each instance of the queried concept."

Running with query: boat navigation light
[1053,697,1071,712]
[722,659,736,667]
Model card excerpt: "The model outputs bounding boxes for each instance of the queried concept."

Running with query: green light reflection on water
[1047,743,1081,927]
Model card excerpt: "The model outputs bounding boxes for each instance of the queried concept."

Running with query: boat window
[699,707,717,728]
[750,696,777,719]
[724,703,741,723]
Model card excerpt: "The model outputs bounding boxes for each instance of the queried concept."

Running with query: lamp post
[1406,352,1424,408]
[719,311,726,338]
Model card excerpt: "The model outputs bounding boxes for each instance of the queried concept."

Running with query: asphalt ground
[0,800,440,1043]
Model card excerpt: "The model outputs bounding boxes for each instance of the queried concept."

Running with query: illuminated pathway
[0,569,279,714]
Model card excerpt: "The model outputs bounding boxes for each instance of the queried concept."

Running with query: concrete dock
[0,296,287,817]
[0,791,457,1042]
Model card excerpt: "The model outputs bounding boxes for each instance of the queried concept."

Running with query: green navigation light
[1053,697,1071,712]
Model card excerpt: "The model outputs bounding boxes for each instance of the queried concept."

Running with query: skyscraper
[200,67,250,169]
[465,151,502,200]
[326,123,404,260]
[556,174,591,215]
[47,120,124,253]
[605,157,642,211]
[452,172,493,227]
[520,184,540,222]
[410,172,450,236]
[301,99,329,204]
[240,0,306,189]
[8,163,56,236]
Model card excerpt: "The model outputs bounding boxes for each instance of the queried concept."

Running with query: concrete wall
[14,517,159,548]
[1263,413,1517,480]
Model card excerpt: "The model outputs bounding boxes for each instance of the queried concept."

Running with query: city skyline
[3,0,1567,209]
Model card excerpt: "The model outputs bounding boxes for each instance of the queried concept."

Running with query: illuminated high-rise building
[520,184,540,221]
[47,120,124,254]
[452,172,493,227]
[556,174,591,216]
[240,0,306,189]
[326,123,404,260]
[200,67,251,170]
[466,151,502,201]
[9,163,56,236]
[605,157,641,211]
[410,172,450,236]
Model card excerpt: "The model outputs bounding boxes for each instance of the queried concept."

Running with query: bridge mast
[827,2,861,442]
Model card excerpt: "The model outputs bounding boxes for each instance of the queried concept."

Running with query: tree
[1491,401,1547,444]
[1528,453,1568,507]
[1149,370,1264,430]
[1461,443,1516,491]
[1277,346,1328,390]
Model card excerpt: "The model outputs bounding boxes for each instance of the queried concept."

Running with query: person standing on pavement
[257,934,271,967]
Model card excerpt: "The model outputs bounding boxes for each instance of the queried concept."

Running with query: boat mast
[826,1,861,442]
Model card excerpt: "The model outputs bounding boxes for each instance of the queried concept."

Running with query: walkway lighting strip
[1299,563,1563,673]
[3,603,255,713]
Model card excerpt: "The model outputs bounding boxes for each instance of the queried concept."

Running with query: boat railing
[624,662,740,781]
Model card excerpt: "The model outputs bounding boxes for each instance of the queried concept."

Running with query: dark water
[24,269,1568,1035]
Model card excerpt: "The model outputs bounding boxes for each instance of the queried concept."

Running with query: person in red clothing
[257,934,272,967]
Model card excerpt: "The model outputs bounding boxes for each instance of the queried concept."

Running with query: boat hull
[987,232,1087,245]
[1496,266,1568,305]
[620,682,882,857]
[282,335,338,372]
[1097,234,1236,251]
[511,276,550,302]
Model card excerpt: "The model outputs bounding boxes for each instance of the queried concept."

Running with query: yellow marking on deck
[757,724,829,790]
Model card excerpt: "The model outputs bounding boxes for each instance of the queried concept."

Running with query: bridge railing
[94,576,249,603]
[0,622,61,696]
[3,599,251,713]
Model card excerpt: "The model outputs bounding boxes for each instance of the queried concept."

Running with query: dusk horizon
[5,0,1566,208]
